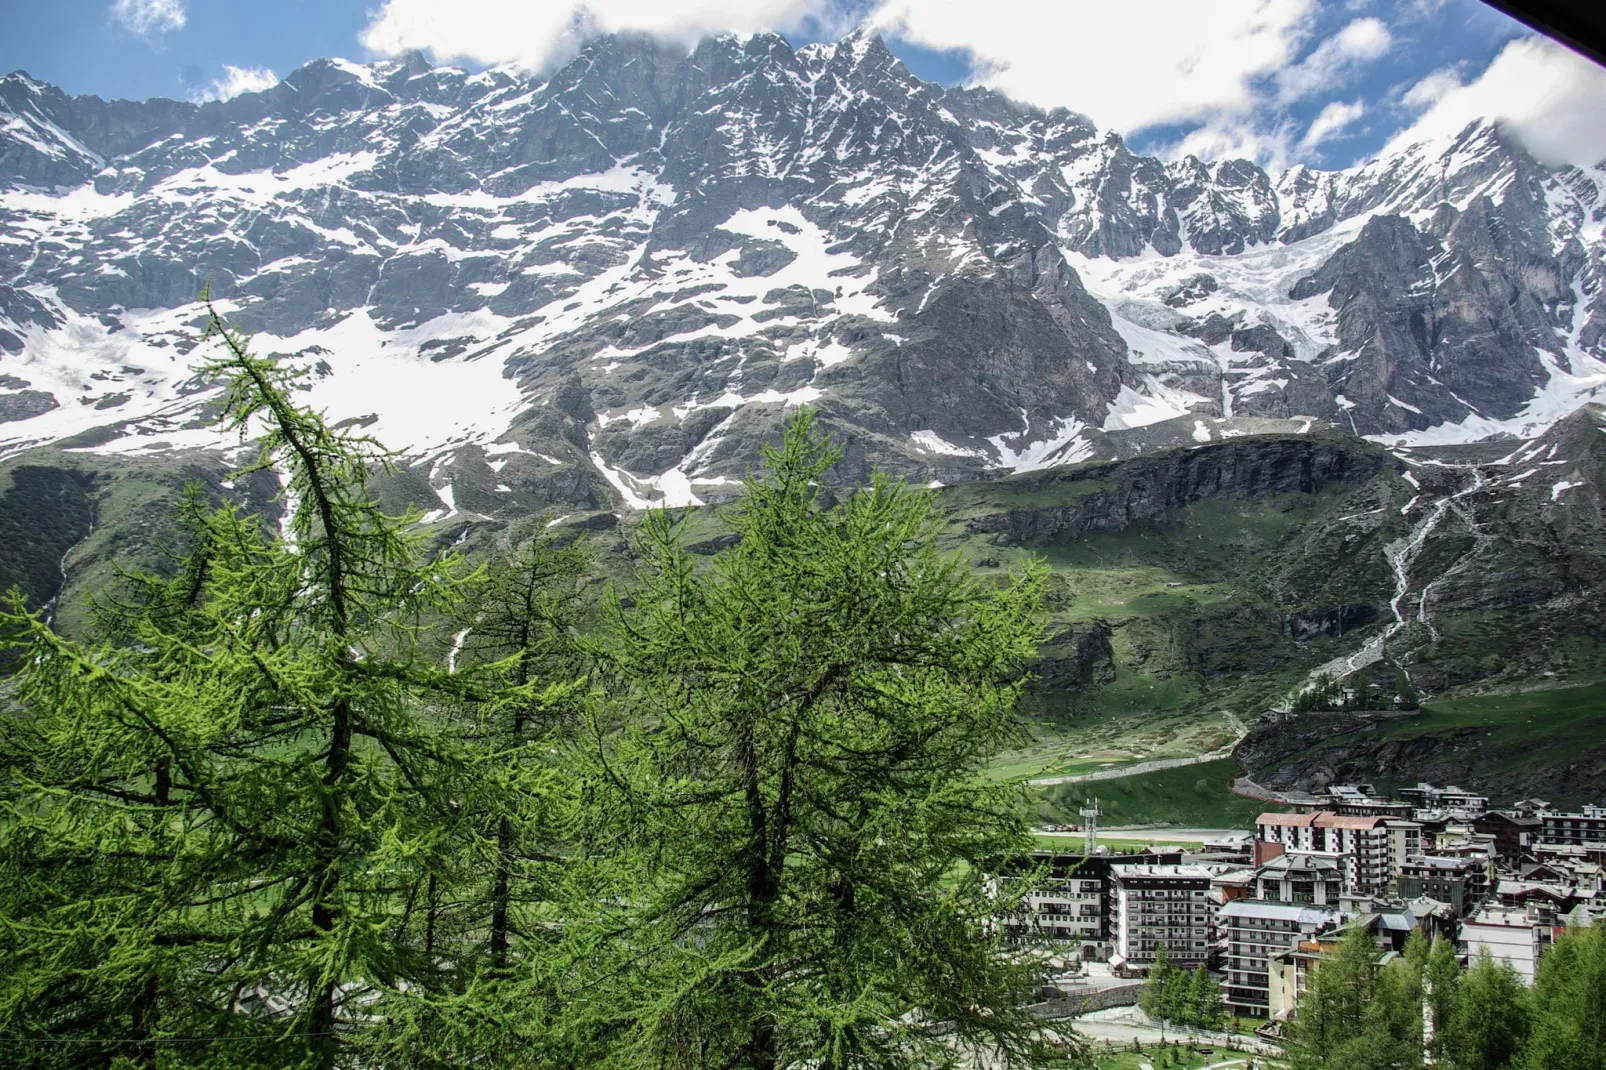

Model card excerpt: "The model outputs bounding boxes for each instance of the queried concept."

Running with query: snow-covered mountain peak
[1,30,1603,514]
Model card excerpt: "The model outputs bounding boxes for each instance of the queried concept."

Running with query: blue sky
[3,0,1599,171]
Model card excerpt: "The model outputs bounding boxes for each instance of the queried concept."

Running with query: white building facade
[1255,812,1419,896]
[1111,865,1213,968]
[1460,907,1554,984]
[1220,901,1344,1017]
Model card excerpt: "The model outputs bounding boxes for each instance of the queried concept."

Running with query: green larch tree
[1351,952,1425,1070]
[1287,921,1380,1070]
[564,410,1073,1070]
[1424,933,1461,1066]
[451,533,590,973]
[1449,948,1530,1070]
[0,300,563,1069]
[1185,965,1224,1031]
[1141,943,1176,1025]
[1518,922,1605,1070]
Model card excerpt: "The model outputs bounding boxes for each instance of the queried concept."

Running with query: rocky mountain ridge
[2,29,1605,517]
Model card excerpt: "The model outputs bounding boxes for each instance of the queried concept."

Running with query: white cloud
[1400,65,1462,110]
[869,0,1316,133]
[348,0,1602,175]
[1275,17,1392,102]
[109,0,186,37]
[1384,35,1606,168]
[359,0,832,71]
[1165,118,1300,172]
[1297,99,1365,154]
[191,66,280,103]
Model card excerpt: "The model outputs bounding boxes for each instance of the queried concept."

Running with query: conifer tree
[0,300,563,1068]
[1287,921,1379,1070]
[1142,943,1177,1025]
[1518,923,1605,1070]
[1449,948,1530,1070]
[452,534,590,972]
[564,411,1069,1069]
[1424,933,1460,1066]
[1186,966,1223,1031]
[1353,952,1425,1070]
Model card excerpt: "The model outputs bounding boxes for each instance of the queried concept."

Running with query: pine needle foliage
[1286,921,1391,1070]
[564,410,1076,1070]
[1520,922,1606,1070]
[1283,922,1606,1070]
[1139,946,1222,1033]
[0,312,1098,1069]
[455,534,591,972]
[0,299,569,1069]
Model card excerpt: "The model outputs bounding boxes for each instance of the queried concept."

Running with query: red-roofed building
[1255,811,1421,896]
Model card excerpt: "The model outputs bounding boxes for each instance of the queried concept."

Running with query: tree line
[1139,943,1224,1033]
[0,304,1076,1069]
[1287,918,1606,1070]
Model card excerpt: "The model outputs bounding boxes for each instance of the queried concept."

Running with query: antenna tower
[1080,796,1101,855]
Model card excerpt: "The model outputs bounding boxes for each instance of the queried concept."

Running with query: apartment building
[1267,935,1337,1021]
[1254,812,1418,896]
[1524,857,1603,894]
[1220,901,1344,1017]
[1212,868,1257,907]
[1111,865,1213,968]
[1495,878,1577,916]
[1396,855,1488,918]
[1252,853,1343,906]
[1472,811,1543,859]
[1429,832,1500,865]
[1536,841,1606,866]
[1255,813,1326,870]
[1316,784,1414,820]
[1460,906,1557,984]
[1266,920,1404,1020]
[992,853,1116,960]
[1386,820,1426,880]
[1540,804,1606,846]
[1400,783,1491,818]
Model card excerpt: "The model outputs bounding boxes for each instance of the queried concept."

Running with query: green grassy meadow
[1364,681,1606,802]
[1030,758,1266,830]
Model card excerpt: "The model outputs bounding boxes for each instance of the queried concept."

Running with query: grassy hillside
[0,465,94,612]
[9,421,1604,812]
[1235,680,1606,807]
[1030,758,1268,829]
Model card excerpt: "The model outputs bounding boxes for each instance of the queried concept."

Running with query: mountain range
[2,28,1604,515]
[2,30,1605,801]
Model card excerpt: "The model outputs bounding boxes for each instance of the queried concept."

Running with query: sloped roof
[1257,812,1318,827]
[1316,814,1386,830]
[1257,853,1341,876]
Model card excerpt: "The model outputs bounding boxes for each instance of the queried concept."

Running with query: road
[963,1006,1283,1068]
[1101,826,1250,841]
[1061,1008,1284,1059]
[1033,826,1250,843]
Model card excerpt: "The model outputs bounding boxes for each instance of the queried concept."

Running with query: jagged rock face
[1286,191,1572,434]
[960,430,1393,544]
[1233,708,1606,806]
[1414,404,1606,611]
[1,31,1604,514]
[1071,122,1606,444]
